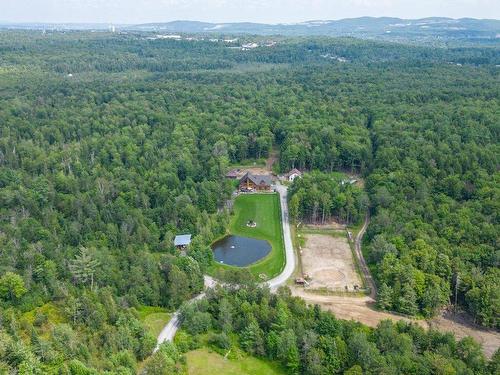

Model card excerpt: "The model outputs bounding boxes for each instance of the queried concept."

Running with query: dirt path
[159,196,500,357]
[354,214,376,298]
[266,149,278,171]
[291,287,425,327]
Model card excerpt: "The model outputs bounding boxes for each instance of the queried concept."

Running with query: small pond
[212,235,271,267]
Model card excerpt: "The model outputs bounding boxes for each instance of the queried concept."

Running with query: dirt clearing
[291,287,423,327]
[301,234,361,291]
[290,288,500,358]
[430,312,500,359]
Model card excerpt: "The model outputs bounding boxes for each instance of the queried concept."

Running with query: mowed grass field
[213,193,285,279]
[185,349,286,375]
[136,306,171,338]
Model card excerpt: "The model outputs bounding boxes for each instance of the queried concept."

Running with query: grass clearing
[21,303,66,340]
[185,348,286,375]
[22,302,65,326]
[300,228,346,237]
[211,193,285,279]
[136,306,171,338]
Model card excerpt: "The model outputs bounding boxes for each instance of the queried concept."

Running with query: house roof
[240,172,272,186]
[288,168,302,176]
[174,234,192,246]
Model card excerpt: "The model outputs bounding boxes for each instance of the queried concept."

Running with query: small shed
[174,234,192,249]
[225,169,240,179]
[287,168,302,182]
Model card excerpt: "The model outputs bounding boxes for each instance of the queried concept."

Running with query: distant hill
[127,17,500,42]
[1,17,499,43]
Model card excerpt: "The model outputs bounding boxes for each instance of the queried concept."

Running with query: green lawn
[212,193,285,279]
[185,348,286,375]
[136,306,171,338]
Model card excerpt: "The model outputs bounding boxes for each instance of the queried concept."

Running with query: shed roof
[288,168,302,176]
[174,234,192,246]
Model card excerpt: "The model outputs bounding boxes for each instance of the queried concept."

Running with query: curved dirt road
[156,184,294,349]
[354,214,376,299]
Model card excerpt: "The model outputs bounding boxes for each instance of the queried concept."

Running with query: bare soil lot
[291,287,500,358]
[291,287,422,328]
[301,234,361,291]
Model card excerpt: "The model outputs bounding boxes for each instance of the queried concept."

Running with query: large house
[239,172,272,191]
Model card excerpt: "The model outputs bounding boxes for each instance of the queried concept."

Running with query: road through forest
[157,187,499,357]
[155,183,294,351]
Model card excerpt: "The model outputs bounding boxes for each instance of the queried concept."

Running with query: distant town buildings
[241,42,259,50]
[156,34,182,40]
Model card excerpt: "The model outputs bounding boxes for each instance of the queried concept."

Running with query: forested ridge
[174,284,498,375]
[0,31,498,373]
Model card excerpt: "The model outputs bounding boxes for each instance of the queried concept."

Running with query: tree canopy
[0,30,498,372]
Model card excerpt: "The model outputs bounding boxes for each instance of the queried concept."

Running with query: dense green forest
[288,172,368,225]
[172,284,498,375]
[0,30,498,372]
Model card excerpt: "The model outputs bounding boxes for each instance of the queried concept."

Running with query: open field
[300,234,362,291]
[136,306,171,338]
[185,348,286,375]
[212,193,285,279]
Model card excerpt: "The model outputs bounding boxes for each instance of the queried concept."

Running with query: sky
[1,0,499,24]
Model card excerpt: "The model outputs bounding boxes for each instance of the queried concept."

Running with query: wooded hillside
[0,31,498,372]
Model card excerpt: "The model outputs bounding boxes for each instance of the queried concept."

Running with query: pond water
[212,235,271,267]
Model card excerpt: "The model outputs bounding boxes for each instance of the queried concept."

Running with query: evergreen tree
[398,284,419,316]
[377,283,393,311]
[68,247,99,291]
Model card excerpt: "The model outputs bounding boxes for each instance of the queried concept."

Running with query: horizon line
[1,16,499,26]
